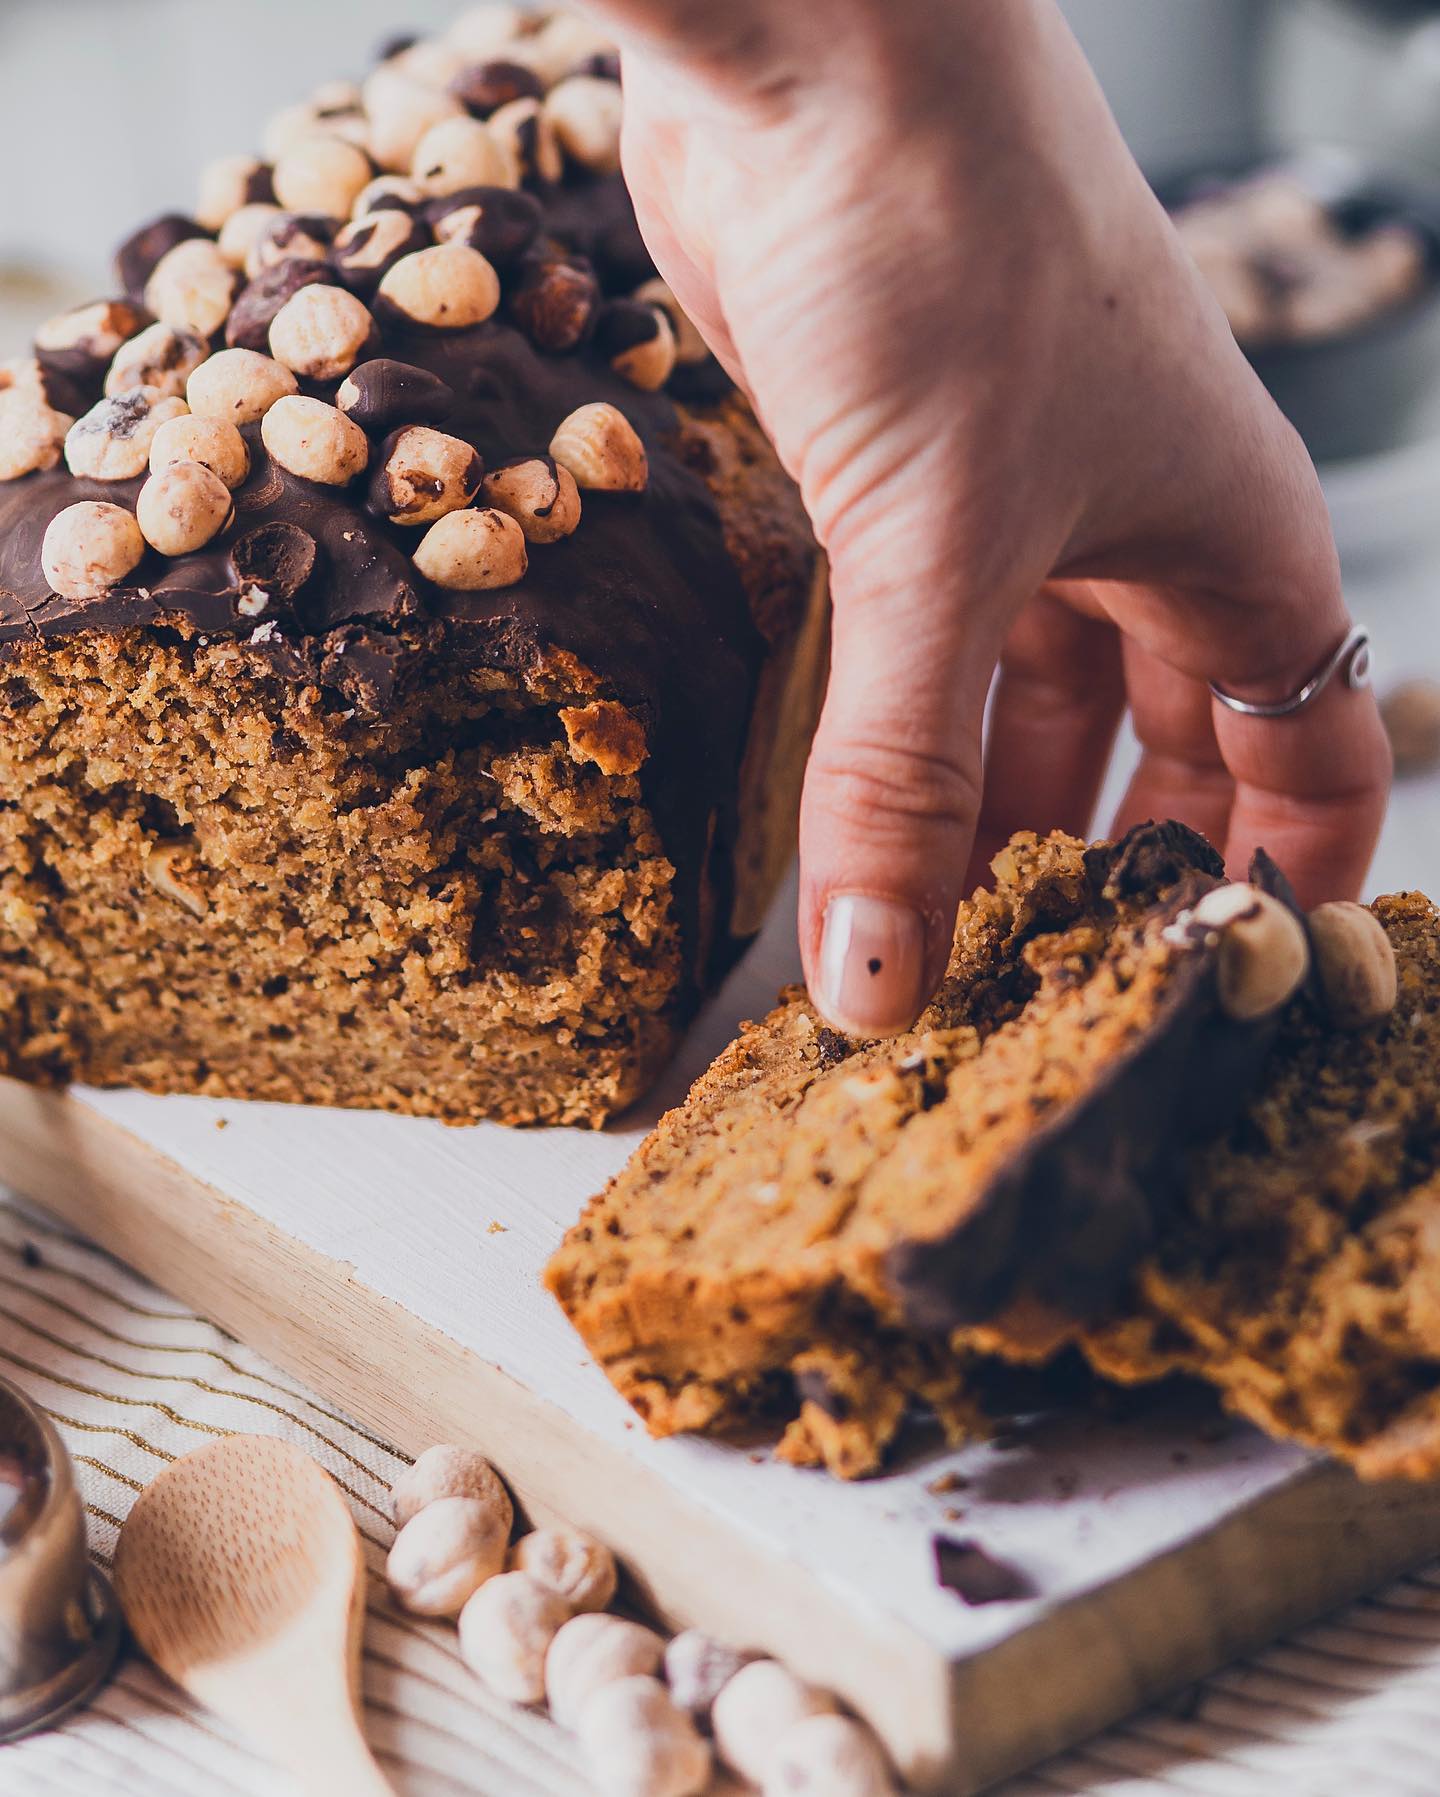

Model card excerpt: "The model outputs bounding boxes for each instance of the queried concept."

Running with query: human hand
[583,0,1392,1035]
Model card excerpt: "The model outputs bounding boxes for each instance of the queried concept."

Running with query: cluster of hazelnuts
[385,1443,899,1797]
[0,4,714,611]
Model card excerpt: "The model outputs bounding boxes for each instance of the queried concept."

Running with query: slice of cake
[0,12,825,1125]
[547,821,1309,1474]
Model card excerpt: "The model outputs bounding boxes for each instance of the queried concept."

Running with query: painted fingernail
[815,894,927,1038]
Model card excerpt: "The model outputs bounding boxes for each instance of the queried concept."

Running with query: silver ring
[1209,624,1372,719]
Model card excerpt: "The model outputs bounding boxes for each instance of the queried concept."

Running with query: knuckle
[805,734,981,840]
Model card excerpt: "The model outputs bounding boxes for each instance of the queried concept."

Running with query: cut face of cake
[0,18,825,1125]
[547,822,1303,1473]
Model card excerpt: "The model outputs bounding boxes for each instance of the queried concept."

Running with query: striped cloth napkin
[4,1187,1440,1797]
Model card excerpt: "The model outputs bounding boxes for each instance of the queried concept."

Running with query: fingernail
[815,894,927,1038]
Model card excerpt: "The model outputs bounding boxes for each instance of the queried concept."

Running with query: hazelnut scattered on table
[509,1524,617,1615]
[188,349,298,425]
[106,322,209,401]
[1308,901,1398,1030]
[136,460,235,557]
[42,501,145,599]
[1185,882,1310,1023]
[268,284,377,382]
[550,401,648,493]
[545,1612,667,1728]
[149,414,251,490]
[576,1676,712,1797]
[145,238,240,339]
[65,389,189,482]
[545,75,624,175]
[391,1444,514,1532]
[261,395,370,485]
[711,1659,840,1786]
[413,506,527,589]
[367,425,483,526]
[376,243,501,329]
[385,1492,509,1618]
[457,1569,572,1703]
[481,456,582,543]
[762,1713,898,1797]
[1381,679,1440,776]
[663,1630,758,1728]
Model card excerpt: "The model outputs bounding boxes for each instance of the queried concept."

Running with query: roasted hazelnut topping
[545,75,623,175]
[411,114,515,196]
[0,360,75,481]
[225,261,337,354]
[115,213,208,301]
[1308,902,1398,1030]
[145,239,240,339]
[508,252,600,352]
[594,299,676,391]
[363,65,465,174]
[336,358,456,434]
[105,323,209,401]
[447,3,528,62]
[218,203,285,270]
[481,455,581,543]
[260,395,370,485]
[35,299,150,393]
[244,212,337,282]
[331,211,432,294]
[413,507,527,589]
[136,460,235,557]
[187,348,298,425]
[631,276,710,365]
[451,58,545,117]
[272,135,374,221]
[268,284,378,382]
[197,155,275,232]
[351,175,427,220]
[487,97,563,187]
[229,521,318,611]
[550,400,648,493]
[426,185,542,267]
[148,414,251,490]
[375,243,501,329]
[65,389,189,482]
[42,501,146,599]
[366,425,485,525]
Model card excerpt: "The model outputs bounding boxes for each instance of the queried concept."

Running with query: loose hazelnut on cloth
[762,1713,897,1797]
[1308,902,1398,1030]
[594,300,677,391]
[376,243,501,329]
[711,1660,840,1786]
[412,115,515,196]
[429,186,543,267]
[105,322,209,400]
[272,135,373,222]
[508,253,601,352]
[385,1493,509,1617]
[481,456,581,542]
[550,402,648,492]
[1185,882,1311,1022]
[546,75,624,175]
[261,396,369,485]
[41,502,145,600]
[662,1631,758,1728]
[457,1570,572,1702]
[338,359,456,434]
[487,96,564,186]
[576,1676,713,1797]
[65,389,189,481]
[149,414,250,489]
[268,284,377,382]
[1382,679,1440,776]
[367,425,483,525]
[331,212,432,294]
[0,362,74,481]
[34,298,149,392]
[145,238,240,339]
[413,507,527,589]
[390,1444,514,1532]
[188,349,297,425]
[545,1612,667,1727]
[508,1524,617,1615]
[136,460,234,557]
[196,154,274,232]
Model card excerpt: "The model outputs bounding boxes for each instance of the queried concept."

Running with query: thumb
[799,539,1011,1039]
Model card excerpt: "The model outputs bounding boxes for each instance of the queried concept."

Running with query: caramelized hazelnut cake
[0,8,825,1125]
[549,822,1440,1481]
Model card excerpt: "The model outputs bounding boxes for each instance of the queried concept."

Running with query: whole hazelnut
[35,298,149,391]
[65,389,189,482]
[451,59,545,118]
[337,358,456,434]
[457,1570,572,1704]
[1381,679,1440,776]
[136,460,235,557]
[384,1493,508,1618]
[0,364,74,481]
[711,1661,839,1786]
[115,213,208,303]
[663,1631,758,1728]
[390,1444,513,1532]
[261,396,369,485]
[331,212,432,294]
[105,322,209,400]
[376,244,501,329]
[272,135,373,222]
[520,13,619,88]
[197,155,274,232]
[244,213,337,283]
[42,502,145,600]
[225,262,336,354]
[508,253,600,352]
[632,277,709,366]
[268,284,377,381]
[1186,882,1311,1023]
[413,507,526,590]
[550,402,648,493]
[576,1677,712,1797]
[487,96,564,186]
[188,349,298,425]
[545,75,623,175]
[218,203,286,271]
[363,67,465,174]
[148,414,251,489]
[428,186,542,267]
[446,5,527,61]
[145,238,240,339]
[412,115,515,196]
[594,300,677,391]
[508,1525,617,1615]
[263,84,369,161]
[545,1613,667,1728]
[387,37,468,90]
[367,425,483,525]
[762,1714,897,1797]
[481,456,581,543]
[351,175,427,220]
[1308,901,1398,1030]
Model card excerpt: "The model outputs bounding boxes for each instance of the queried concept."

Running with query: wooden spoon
[114,1434,393,1797]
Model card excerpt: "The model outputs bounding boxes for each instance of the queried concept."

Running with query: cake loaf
[0,8,825,1125]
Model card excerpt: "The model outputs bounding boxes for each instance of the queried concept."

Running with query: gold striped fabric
[6,1186,1440,1797]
